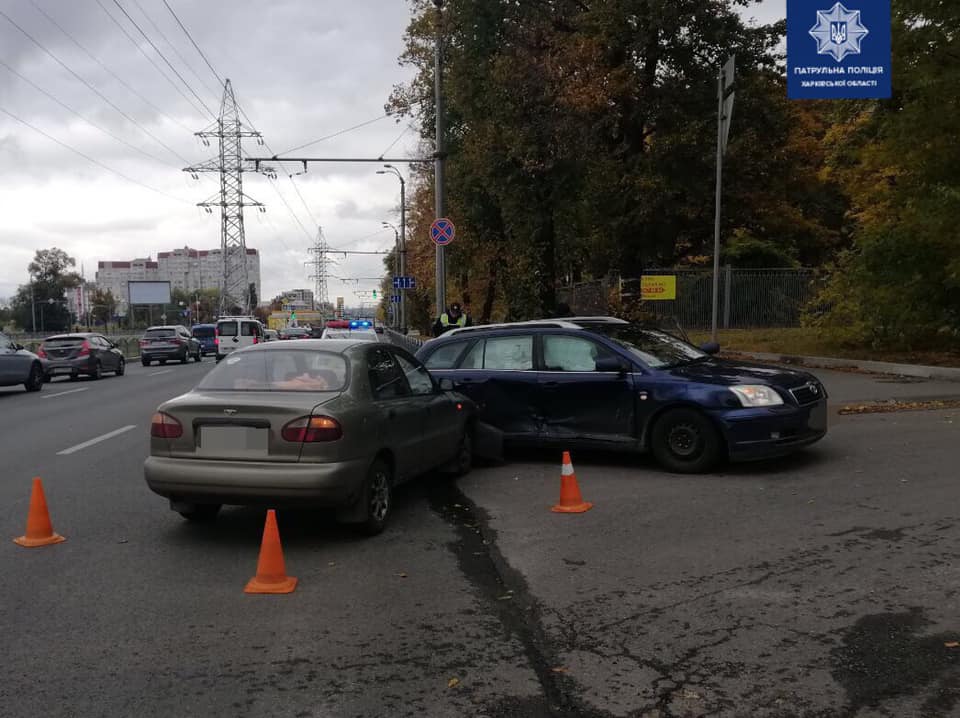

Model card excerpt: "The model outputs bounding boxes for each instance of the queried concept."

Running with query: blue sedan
[415,319,827,473]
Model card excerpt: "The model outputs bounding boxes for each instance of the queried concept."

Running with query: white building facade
[96,247,261,313]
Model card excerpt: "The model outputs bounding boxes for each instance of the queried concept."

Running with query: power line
[128,0,221,106]
[109,0,216,118]
[379,122,414,158]
[266,177,314,243]
[26,0,195,135]
[0,105,190,204]
[92,0,209,119]
[0,7,195,167]
[0,57,180,170]
[278,114,393,155]
[162,0,223,86]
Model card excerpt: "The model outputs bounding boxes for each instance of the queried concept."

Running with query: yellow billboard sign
[641,275,677,301]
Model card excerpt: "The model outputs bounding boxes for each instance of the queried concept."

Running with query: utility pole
[377,164,407,333]
[382,221,400,329]
[306,227,332,316]
[433,0,446,316]
[711,55,736,344]
[184,79,265,316]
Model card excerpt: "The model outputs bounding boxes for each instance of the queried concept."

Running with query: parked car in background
[191,324,217,356]
[0,332,45,392]
[417,319,828,473]
[264,329,279,342]
[140,326,202,366]
[215,317,264,360]
[144,340,476,533]
[278,326,311,341]
[39,332,125,380]
[321,327,379,342]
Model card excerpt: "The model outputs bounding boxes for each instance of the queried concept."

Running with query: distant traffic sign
[430,218,455,246]
[390,295,401,303]
[392,276,416,290]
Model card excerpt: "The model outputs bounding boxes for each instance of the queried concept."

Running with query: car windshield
[197,350,347,392]
[145,329,176,338]
[595,326,706,368]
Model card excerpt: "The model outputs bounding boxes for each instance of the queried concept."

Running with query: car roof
[192,323,216,328]
[44,333,98,339]
[145,325,183,330]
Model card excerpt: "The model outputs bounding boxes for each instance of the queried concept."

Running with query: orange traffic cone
[14,477,66,547]
[244,510,297,594]
[551,452,593,514]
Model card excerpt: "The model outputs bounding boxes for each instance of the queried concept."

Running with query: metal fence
[560,268,820,330]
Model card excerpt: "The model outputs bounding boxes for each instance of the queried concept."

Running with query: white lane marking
[41,387,89,400]
[149,370,173,376]
[57,425,137,456]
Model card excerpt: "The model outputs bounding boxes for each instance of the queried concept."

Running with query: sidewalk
[728,350,960,383]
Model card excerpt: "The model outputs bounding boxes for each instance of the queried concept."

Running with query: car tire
[43,373,52,384]
[178,503,221,522]
[142,359,151,367]
[193,350,202,362]
[91,361,103,381]
[650,408,723,473]
[160,360,167,366]
[442,425,473,477]
[24,363,43,392]
[69,373,78,382]
[356,459,393,536]
[115,358,125,376]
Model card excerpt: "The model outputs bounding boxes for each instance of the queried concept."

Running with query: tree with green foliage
[10,248,81,332]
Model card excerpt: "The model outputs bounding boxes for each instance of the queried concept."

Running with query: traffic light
[372,290,378,299]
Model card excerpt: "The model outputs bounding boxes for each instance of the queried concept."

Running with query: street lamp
[377,164,407,333]
[381,220,401,330]
[432,0,447,315]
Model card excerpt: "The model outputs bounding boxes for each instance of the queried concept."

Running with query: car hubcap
[668,423,700,458]
[369,472,389,522]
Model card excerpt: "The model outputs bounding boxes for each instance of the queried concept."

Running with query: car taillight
[281,416,342,443]
[214,329,219,346]
[78,340,91,357]
[151,412,183,439]
[139,339,148,347]
[253,336,259,344]
[37,347,47,359]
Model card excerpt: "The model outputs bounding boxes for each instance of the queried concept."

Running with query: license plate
[809,402,828,431]
[198,426,268,457]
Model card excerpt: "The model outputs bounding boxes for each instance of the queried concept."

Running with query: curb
[728,351,960,383]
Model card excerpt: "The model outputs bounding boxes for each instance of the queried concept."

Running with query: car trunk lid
[42,338,86,360]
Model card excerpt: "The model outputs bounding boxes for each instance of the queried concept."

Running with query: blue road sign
[787,0,891,99]
[390,295,401,303]
[392,276,416,290]
[430,218,455,246]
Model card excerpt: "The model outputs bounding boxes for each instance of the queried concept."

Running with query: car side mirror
[438,377,455,392]
[15,343,24,351]
[699,341,721,355]
[595,356,630,374]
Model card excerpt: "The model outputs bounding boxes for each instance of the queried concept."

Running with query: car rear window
[197,350,348,392]
[43,337,85,346]
[145,329,176,338]
[217,322,238,337]
[241,322,260,337]
[192,326,215,338]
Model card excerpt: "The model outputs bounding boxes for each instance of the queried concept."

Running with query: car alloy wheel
[91,362,102,380]
[116,358,125,376]
[25,363,43,392]
[369,470,390,523]
[358,459,392,536]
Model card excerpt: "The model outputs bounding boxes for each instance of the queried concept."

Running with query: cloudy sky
[0,0,784,305]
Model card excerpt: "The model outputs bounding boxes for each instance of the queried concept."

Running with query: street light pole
[378,165,407,333]
[433,0,446,316]
[382,221,400,329]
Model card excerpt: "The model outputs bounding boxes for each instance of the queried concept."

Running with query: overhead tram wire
[0,58,181,171]
[110,0,216,119]
[128,0,221,106]
[0,8,196,167]
[26,0,195,135]
[0,105,190,204]
[278,114,393,156]
[92,0,209,120]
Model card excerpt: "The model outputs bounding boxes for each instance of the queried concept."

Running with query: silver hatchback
[144,340,477,534]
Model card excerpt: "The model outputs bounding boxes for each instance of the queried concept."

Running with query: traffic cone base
[14,532,66,548]
[552,452,593,514]
[245,509,297,595]
[14,477,66,548]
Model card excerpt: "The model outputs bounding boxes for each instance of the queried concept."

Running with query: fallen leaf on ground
[397,572,408,578]
[551,667,569,673]
[945,641,959,648]
[839,399,960,415]
[447,677,460,688]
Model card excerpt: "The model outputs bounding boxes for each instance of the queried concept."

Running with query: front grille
[790,384,822,406]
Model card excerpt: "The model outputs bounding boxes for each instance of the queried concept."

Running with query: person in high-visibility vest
[433,302,468,337]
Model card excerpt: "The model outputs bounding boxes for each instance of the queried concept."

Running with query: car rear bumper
[713,400,828,461]
[143,455,369,507]
[142,347,188,359]
[46,358,96,375]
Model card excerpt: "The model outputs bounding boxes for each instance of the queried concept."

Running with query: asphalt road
[1,363,958,717]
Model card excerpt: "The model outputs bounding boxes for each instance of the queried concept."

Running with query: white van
[215,317,264,361]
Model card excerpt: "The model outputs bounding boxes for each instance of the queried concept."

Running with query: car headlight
[730,385,784,407]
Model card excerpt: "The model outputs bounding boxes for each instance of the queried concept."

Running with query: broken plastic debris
[447,677,460,688]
